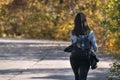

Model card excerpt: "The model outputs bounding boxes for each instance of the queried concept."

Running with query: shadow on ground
[0,42,112,80]
[0,67,109,80]
[0,43,69,61]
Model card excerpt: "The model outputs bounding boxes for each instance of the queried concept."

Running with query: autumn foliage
[0,0,120,54]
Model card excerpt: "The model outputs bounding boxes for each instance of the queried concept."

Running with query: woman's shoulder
[70,30,75,36]
[89,30,94,35]
[89,30,96,39]
[70,30,77,38]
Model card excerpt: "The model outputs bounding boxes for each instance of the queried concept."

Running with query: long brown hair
[72,12,90,36]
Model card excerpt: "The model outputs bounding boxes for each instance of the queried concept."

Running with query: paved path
[0,38,114,80]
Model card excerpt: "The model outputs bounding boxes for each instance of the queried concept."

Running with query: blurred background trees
[0,0,120,79]
[0,0,120,54]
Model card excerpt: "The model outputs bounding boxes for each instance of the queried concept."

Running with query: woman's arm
[70,31,77,44]
[89,31,98,52]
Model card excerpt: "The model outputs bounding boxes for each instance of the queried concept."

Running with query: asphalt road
[0,38,114,80]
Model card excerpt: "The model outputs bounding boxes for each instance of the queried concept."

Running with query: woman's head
[72,12,90,36]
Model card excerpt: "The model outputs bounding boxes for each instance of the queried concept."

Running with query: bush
[108,58,120,80]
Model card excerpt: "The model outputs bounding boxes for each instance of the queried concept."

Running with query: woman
[70,12,98,80]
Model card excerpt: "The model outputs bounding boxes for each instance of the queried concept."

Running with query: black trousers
[70,55,90,80]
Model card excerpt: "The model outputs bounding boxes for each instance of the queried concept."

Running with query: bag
[72,35,91,58]
[64,44,73,52]
[89,50,99,69]
[76,35,91,50]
